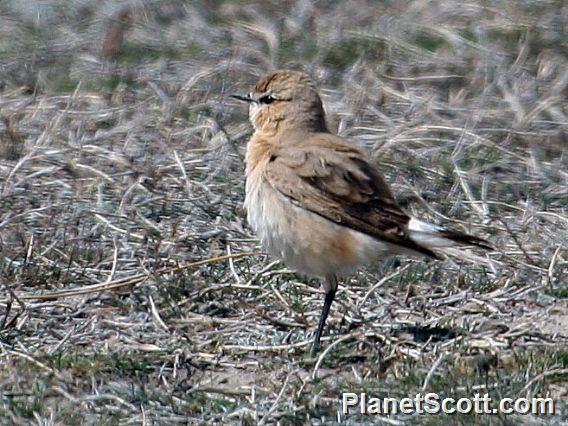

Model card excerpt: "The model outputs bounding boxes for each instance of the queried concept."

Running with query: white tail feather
[408,218,458,248]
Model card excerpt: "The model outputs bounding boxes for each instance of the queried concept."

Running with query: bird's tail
[408,218,492,252]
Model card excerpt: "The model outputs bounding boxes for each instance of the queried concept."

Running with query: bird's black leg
[311,274,338,357]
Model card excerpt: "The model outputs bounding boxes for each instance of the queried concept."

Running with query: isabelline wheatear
[232,70,491,356]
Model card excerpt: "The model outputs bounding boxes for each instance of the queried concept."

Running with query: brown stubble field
[0,0,566,424]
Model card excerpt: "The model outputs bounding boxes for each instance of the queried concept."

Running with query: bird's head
[232,70,327,134]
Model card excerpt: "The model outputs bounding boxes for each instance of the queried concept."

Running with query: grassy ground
[0,0,566,424]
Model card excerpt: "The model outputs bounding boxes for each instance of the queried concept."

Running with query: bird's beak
[231,93,254,103]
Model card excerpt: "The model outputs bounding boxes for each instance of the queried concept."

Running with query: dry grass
[0,0,567,424]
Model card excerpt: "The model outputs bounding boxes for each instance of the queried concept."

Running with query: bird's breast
[244,171,392,277]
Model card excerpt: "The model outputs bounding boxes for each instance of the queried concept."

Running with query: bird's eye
[259,95,276,105]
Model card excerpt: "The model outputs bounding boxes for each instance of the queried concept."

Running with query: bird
[232,70,491,356]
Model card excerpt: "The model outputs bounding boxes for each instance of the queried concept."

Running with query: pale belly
[245,179,398,277]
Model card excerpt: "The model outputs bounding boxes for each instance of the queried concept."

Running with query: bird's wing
[264,135,439,258]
